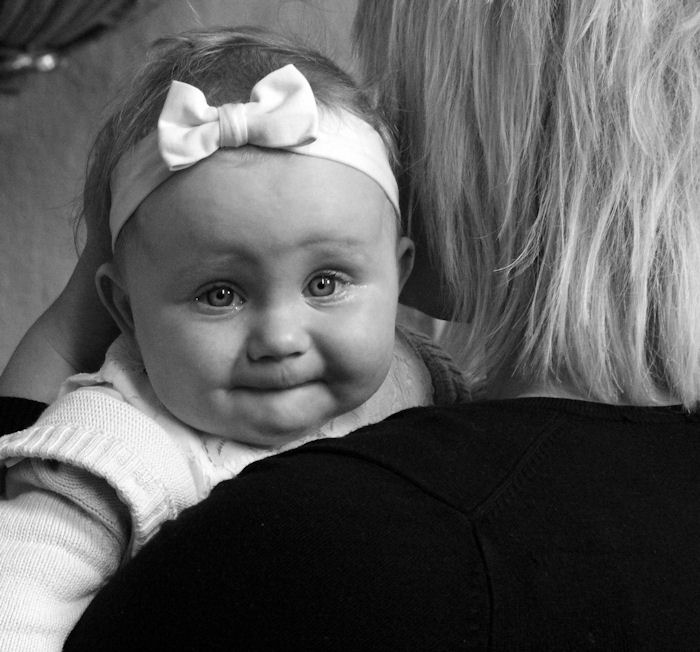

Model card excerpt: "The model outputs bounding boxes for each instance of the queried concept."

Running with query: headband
[109,64,399,248]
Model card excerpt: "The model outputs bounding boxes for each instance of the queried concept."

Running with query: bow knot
[158,64,319,170]
[217,103,248,147]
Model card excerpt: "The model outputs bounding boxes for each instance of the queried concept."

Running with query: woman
[4,0,700,648]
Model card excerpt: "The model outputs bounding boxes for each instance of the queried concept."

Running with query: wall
[0,0,357,372]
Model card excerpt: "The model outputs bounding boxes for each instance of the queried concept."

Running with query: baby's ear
[396,236,415,291]
[95,262,135,336]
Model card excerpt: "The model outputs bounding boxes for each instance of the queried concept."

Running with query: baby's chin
[209,418,329,449]
[172,387,376,449]
[218,402,379,449]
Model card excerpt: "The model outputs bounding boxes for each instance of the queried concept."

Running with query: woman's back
[67,398,700,650]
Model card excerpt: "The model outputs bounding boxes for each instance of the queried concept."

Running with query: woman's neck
[486,370,680,407]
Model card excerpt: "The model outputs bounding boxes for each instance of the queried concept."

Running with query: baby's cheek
[332,327,395,397]
[145,355,195,407]
[139,335,210,408]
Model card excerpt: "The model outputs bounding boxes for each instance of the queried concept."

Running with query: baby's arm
[0,459,129,651]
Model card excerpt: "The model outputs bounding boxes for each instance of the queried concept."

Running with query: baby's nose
[246,306,311,361]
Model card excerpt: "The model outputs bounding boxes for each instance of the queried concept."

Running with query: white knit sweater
[0,329,463,650]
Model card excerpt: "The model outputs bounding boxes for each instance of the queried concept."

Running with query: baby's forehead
[151,149,396,227]
[198,148,401,228]
[119,151,400,268]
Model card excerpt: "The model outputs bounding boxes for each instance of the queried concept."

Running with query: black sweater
[6,397,700,650]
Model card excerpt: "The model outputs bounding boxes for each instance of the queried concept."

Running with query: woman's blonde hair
[354,0,700,407]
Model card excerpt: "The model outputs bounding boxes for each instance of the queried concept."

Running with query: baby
[0,27,466,650]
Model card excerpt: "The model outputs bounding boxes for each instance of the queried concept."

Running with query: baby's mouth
[238,381,314,392]
[234,372,317,392]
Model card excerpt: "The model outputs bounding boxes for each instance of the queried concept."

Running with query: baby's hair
[355,0,700,408]
[81,25,399,246]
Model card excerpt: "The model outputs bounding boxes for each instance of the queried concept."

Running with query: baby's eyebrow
[142,248,238,281]
[298,236,372,252]
[302,239,374,262]
[169,255,242,277]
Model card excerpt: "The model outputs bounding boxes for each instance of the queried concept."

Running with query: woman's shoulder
[247,397,700,516]
[0,396,47,435]
[237,399,556,517]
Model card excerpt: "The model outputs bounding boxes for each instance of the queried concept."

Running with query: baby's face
[120,151,413,446]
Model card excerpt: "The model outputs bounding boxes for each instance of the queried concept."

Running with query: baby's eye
[306,273,338,297]
[195,285,245,309]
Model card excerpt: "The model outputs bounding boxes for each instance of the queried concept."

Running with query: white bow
[158,64,319,170]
